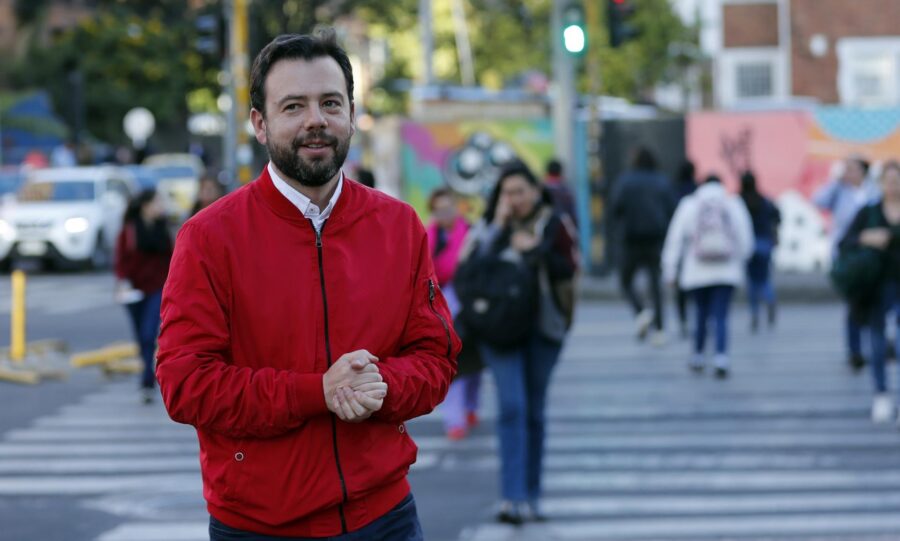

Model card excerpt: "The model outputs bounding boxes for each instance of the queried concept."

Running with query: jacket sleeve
[838,206,871,250]
[113,226,131,280]
[156,222,329,439]
[733,198,755,261]
[813,180,840,211]
[374,219,461,423]
[661,199,690,284]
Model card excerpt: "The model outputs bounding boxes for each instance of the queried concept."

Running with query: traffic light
[194,13,222,57]
[607,0,638,48]
[562,1,586,55]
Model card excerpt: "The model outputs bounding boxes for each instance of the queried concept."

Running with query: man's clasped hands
[322,350,387,422]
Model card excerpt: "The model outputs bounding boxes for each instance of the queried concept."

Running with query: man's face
[843,159,866,186]
[251,56,355,187]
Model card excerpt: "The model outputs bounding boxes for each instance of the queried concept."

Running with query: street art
[688,107,900,272]
[400,119,555,218]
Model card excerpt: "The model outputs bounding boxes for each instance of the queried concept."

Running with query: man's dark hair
[632,146,658,171]
[250,28,354,115]
[546,159,563,177]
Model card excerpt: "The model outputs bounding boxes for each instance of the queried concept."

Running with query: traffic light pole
[551,0,576,176]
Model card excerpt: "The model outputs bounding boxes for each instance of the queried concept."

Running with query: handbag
[829,205,885,304]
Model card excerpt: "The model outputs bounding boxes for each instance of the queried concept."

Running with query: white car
[0,166,137,270]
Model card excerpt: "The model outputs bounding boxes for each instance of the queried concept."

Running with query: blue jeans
[442,372,482,431]
[864,283,900,394]
[692,285,734,355]
[848,308,863,357]
[209,494,423,541]
[480,335,562,504]
[125,289,162,389]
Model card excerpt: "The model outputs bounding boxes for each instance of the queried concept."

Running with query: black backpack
[454,252,537,350]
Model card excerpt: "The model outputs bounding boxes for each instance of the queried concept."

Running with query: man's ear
[250,108,267,145]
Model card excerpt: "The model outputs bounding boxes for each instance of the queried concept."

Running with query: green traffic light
[564,24,585,53]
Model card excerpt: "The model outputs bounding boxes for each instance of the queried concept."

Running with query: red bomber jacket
[156,168,460,537]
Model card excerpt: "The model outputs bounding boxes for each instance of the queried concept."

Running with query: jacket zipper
[314,223,349,534]
[428,279,453,358]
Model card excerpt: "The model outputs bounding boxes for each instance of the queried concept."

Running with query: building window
[736,62,773,98]
[837,38,900,107]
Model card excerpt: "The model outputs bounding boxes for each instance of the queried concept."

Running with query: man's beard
[267,130,351,187]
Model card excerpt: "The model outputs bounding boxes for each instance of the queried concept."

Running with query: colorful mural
[400,119,555,218]
[687,107,900,272]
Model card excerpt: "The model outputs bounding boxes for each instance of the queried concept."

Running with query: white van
[0,166,137,270]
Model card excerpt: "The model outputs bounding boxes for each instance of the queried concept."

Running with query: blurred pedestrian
[457,160,577,524]
[610,147,677,345]
[156,30,459,540]
[838,160,900,423]
[815,155,880,370]
[740,170,781,332]
[356,167,376,188]
[114,189,173,404]
[662,174,754,378]
[426,188,481,441]
[672,161,698,338]
[544,158,578,227]
[189,174,226,217]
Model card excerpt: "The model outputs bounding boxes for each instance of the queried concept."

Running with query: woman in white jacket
[662,175,754,378]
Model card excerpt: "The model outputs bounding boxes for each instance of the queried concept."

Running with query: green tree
[11,8,218,145]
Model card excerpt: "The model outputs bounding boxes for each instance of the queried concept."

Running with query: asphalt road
[1,272,899,541]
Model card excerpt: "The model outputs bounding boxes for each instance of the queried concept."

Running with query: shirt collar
[267,161,343,221]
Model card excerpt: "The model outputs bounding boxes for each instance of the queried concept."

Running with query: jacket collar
[254,165,363,232]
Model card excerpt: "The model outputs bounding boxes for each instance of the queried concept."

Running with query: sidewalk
[580,271,837,302]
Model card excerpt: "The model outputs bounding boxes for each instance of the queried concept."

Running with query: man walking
[156,30,460,540]
[610,147,677,345]
[814,155,880,370]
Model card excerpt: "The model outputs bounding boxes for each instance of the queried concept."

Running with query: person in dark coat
[739,170,781,332]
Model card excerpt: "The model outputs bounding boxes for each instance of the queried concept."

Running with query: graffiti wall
[687,107,900,272]
[400,119,555,218]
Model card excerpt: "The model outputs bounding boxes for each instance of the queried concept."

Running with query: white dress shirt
[268,162,343,233]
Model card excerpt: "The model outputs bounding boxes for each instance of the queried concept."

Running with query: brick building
[682,0,900,108]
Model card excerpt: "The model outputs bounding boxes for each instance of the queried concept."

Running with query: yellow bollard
[10,270,25,362]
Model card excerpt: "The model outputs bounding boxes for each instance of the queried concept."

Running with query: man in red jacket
[156,29,460,540]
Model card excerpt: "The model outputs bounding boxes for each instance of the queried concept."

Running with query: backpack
[454,250,538,351]
[829,205,885,304]
[693,198,737,262]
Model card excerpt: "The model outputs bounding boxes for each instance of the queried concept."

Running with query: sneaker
[688,354,705,373]
[521,502,548,523]
[141,388,155,405]
[466,411,479,428]
[848,353,866,371]
[446,427,467,441]
[635,309,654,341]
[650,330,668,348]
[872,394,894,424]
[496,501,524,526]
[713,355,729,379]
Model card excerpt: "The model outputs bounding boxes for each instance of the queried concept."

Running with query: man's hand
[323,350,387,422]
[861,228,891,250]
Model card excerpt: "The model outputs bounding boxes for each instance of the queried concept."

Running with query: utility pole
[450,0,476,86]
[420,0,435,86]
[224,0,251,187]
[552,0,576,174]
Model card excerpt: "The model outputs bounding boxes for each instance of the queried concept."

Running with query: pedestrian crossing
[2,303,900,540]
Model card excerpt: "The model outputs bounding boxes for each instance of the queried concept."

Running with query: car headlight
[64,217,90,234]
[0,219,13,240]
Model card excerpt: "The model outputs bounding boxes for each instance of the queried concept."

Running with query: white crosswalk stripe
[4,303,900,540]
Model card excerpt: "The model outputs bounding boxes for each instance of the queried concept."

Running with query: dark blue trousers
[209,493,424,541]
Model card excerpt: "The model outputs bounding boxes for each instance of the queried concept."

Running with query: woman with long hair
[739,170,781,331]
[114,189,173,403]
[458,160,578,524]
